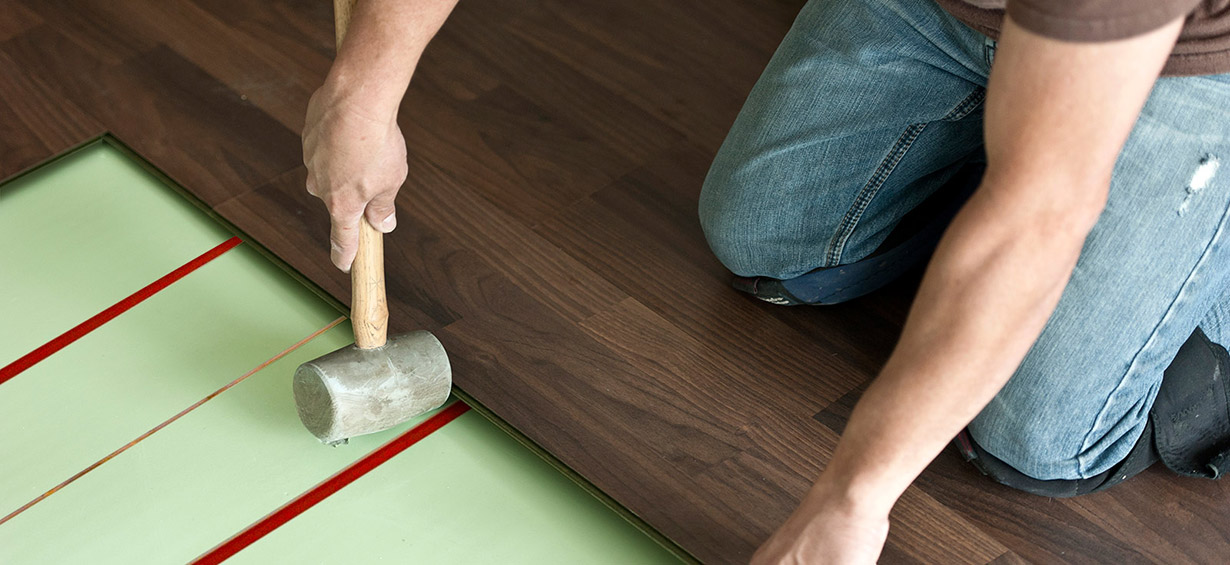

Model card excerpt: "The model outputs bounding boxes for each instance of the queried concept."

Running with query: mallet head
[293,330,451,444]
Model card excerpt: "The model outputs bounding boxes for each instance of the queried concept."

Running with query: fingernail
[382,214,397,232]
[330,243,344,271]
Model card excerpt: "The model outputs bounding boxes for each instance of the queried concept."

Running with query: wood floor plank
[213,167,459,332]
[578,298,1011,563]
[216,161,628,327]
[1061,469,1230,564]
[100,0,331,132]
[988,551,1030,565]
[502,0,795,151]
[885,487,1010,564]
[0,51,102,180]
[2,24,300,205]
[16,0,155,65]
[0,1,39,43]
[534,151,871,407]
[813,379,1227,563]
[562,141,908,378]
[398,82,635,227]
[442,289,762,562]
[914,455,1151,564]
[379,2,691,227]
[434,2,688,167]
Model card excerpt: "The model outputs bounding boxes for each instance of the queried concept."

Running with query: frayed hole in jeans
[1178,154,1220,217]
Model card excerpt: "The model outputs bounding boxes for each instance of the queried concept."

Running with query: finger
[364,190,398,233]
[329,206,363,272]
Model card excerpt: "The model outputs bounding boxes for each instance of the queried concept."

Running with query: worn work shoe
[731,219,943,305]
[728,190,959,305]
[732,167,977,306]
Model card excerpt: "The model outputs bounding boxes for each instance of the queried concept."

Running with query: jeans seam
[825,123,927,266]
[942,88,985,122]
[1076,195,1230,477]
[824,87,986,266]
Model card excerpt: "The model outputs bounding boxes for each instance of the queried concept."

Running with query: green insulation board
[0,140,679,564]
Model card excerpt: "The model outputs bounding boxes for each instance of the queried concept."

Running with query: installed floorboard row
[0,50,102,180]
[214,160,632,329]
[815,384,1230,563]
[2,10,301,205]
[98,0,328,132]
[497,0,795,151]
[2,0,1228,562]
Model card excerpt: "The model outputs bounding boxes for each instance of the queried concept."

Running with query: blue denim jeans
[699,0,1230,480]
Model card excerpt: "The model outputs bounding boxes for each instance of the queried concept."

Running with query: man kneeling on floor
[699,0,1230,562]
[302,0,1230,562]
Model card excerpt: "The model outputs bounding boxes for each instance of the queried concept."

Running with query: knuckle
[330,215,358,233]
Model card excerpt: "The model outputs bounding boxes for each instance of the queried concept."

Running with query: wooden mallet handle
[334,0,388,349]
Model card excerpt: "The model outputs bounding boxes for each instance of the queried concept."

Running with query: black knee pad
[1151,327,1230,478]
[955,327,1230,496]
[954,425,1157,498]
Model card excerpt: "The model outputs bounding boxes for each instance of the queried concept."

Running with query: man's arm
[753,15,1183,564]
[303,0,458,271]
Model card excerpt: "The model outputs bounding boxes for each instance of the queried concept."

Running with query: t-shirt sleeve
[1007,0,1203,41]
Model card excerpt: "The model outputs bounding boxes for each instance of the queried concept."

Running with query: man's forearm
[808,16,1183,516]
[819,176,1095,513]
[753,13,1184,565]
[324,0,459,120]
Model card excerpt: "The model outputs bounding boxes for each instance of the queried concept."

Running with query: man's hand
[753,14,1182,564]
[304,82,407,271]
[751,480,888,565]
[301,0,458,271]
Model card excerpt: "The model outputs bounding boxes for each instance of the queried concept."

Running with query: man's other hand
[750,481,889,565]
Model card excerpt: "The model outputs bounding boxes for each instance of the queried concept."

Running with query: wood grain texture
[0,2,39,43]
[103,0,329,131]
[1,0,1227,562]
[0,51,102,180]
[819,383,1230,563]
[3,7,302,205]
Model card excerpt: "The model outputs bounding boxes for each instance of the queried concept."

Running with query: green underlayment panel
[0,139,679,563]
[232,409,677,565]
[0,244,342,513]
[0,142,233,366]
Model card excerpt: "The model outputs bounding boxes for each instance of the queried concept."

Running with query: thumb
[364,190,399,234]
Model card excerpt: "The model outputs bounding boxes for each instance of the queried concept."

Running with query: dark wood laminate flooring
[2,1,1226,562]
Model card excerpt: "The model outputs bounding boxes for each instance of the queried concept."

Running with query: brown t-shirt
[934,0,1230,76]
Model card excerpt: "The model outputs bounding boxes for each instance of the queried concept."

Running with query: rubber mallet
[292,0,451,445]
